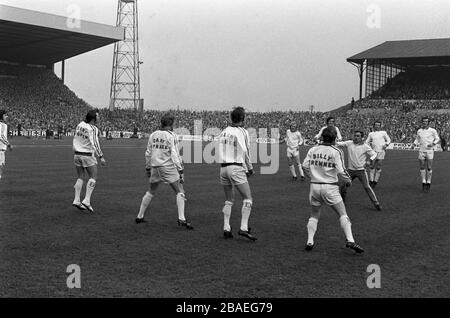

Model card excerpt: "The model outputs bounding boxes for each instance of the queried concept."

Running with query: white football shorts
[287,147,300,158]
[376,150,386,160]
[150,165,180,184]
[418,150,434,160]
[220,165,248,186]
[309,183,343,207]
[74,154,97,168]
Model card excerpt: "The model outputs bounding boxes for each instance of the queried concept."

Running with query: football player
[314,116,343,143]
[0,110,13,181]
[338,130,381,211]
[218,107,256,241]
[281,122,305,181]
[365,121,391,188]
[72,109,106,212]
[411,117,440,192]
[135,113,193,229]
[302,127,364,253]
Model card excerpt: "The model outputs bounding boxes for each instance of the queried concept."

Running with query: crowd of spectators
[1,62,450,144]
[371,67,450,100]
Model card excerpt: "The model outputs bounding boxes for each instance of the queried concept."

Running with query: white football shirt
[302,144,350,184]
[0,121,9,151]
[338,141,377,170]
[145,130,183,171]
[366,131,391,152]
[414,127,440,152]
[285,129,303,149]
[218,126,253,171]
[72,121,103,157]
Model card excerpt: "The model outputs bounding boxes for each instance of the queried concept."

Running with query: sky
[1,0,449,112]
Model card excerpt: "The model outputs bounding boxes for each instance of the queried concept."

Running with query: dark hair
[354,130,364,137]
[326,116,335,125]
[161,113,175,128]
[231,107,245,124]
[322,127,337,143]
[422,116,429,122]
[85,109,99,123]
[374,120,381,126]
[0,110,6,121]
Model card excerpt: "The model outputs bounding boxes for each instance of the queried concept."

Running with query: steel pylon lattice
[109,0,140,110]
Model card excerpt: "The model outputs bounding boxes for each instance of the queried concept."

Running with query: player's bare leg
[81,165,98,212]
[287,156,297,181]
[73,166,86,210]
[234,182,256,241]
[425,159,433,192]
[419,159,427,192]
[136,182,158,223]
[330,201,364,253]
[305,206,321,250]
[295,154,305,180]
[0,164,5,181]
[169,180,193,229]
[222,185,235,238]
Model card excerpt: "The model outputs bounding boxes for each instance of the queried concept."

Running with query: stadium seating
[1,63,449,143]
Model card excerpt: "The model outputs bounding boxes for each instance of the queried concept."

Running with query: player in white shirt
[72,109,106,212]
[218,107,256,241]
[314,116,343,143]
[302,127,364,253]
[135,114,193,229]
[411,117,440,192]
[338,130,381,211]
[281,123,305,181]
[365,121,391,188]
[0,110,13,181]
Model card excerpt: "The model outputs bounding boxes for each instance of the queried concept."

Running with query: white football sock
[222,201,233,231]
[298,164,304,177]
[137,192,153,219]
[82,179,96,206]
[420,170,426,183]
[240,199,252,231]
[307,217,318,245]
[176,192,186,221]
[426,170,432,184]
[73,179,83,204]
[374,169,382,182]
[289,165,296,177]
[339,215,355,243]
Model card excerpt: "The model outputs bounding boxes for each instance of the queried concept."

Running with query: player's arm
[334,150,351,186]
[365,146,378,167]
[298,132,304,146]
[431,129,440,148]
[411,132,420,149]
[0,124,11,149]
[91,127,105,165]
[314,127,324,141]
[384,132,391,149]
[169,134,184,174]
[336,140,351,147]
[336,127,343,142]
[301,149,312,178]
[172,133,185,183]
[243,130,254,176]
[145,136,153,177]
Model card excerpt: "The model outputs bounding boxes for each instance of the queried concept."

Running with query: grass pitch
[1,137,449,297]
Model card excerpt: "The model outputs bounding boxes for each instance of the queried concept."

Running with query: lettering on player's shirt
[219,133,238,147]
[75,127,89,139]
[151,137,170,150]
[309,152,337,168]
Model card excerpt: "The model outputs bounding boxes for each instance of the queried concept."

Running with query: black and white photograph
[0,0,449,303]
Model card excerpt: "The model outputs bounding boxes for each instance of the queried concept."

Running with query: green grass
[0,137,449,297]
